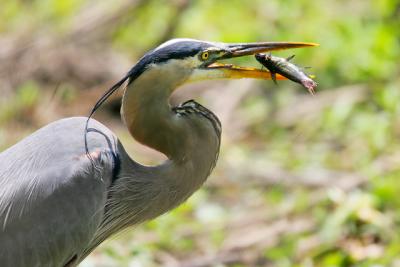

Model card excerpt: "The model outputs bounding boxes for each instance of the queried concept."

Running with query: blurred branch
[244,165,367,189]
[0,0,145,91]
[155,0,193,44]
[174,218,314,267]
[275,84,368,127]
[68,0,146,43]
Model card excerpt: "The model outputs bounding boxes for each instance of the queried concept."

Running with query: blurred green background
[1,0,400,266]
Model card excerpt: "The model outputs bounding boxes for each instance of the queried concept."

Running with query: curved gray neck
[119,65,218,207]
[121,62,191,161]
[85,66,220,255]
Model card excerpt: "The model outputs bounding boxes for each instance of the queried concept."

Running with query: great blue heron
[0,38,316,267]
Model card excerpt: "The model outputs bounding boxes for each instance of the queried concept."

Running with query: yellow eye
[201,51,209,61]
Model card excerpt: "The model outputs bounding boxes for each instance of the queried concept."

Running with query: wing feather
[0,117,118,267]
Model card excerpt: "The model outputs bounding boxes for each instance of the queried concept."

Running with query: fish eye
[200,51,209,61]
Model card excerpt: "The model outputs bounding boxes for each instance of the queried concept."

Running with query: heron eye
[200,51,209,61]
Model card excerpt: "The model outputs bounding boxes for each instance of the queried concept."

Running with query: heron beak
[206,41,318,80]
[225,41,318,57]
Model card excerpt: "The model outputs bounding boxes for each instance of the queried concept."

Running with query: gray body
[0,118,116,266]
[0,114,220,266]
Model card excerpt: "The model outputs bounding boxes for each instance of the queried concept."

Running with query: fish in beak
[206,42,318,80]
[255,53,317,94]
[198,41,318,81]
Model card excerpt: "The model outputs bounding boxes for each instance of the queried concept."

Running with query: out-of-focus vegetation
[1,0,400,266]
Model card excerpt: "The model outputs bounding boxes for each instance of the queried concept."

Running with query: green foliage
[1,0,400,266]
[0,81,39,124]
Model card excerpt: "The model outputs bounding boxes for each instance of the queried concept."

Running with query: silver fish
[255,53,317,95]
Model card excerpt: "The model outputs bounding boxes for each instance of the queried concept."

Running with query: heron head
[127,38,318,88]
[86,38,318,140]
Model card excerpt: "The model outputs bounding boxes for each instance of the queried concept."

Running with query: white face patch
[138,39,231,86]
[146,57,203,84]
[127,57,202,96]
